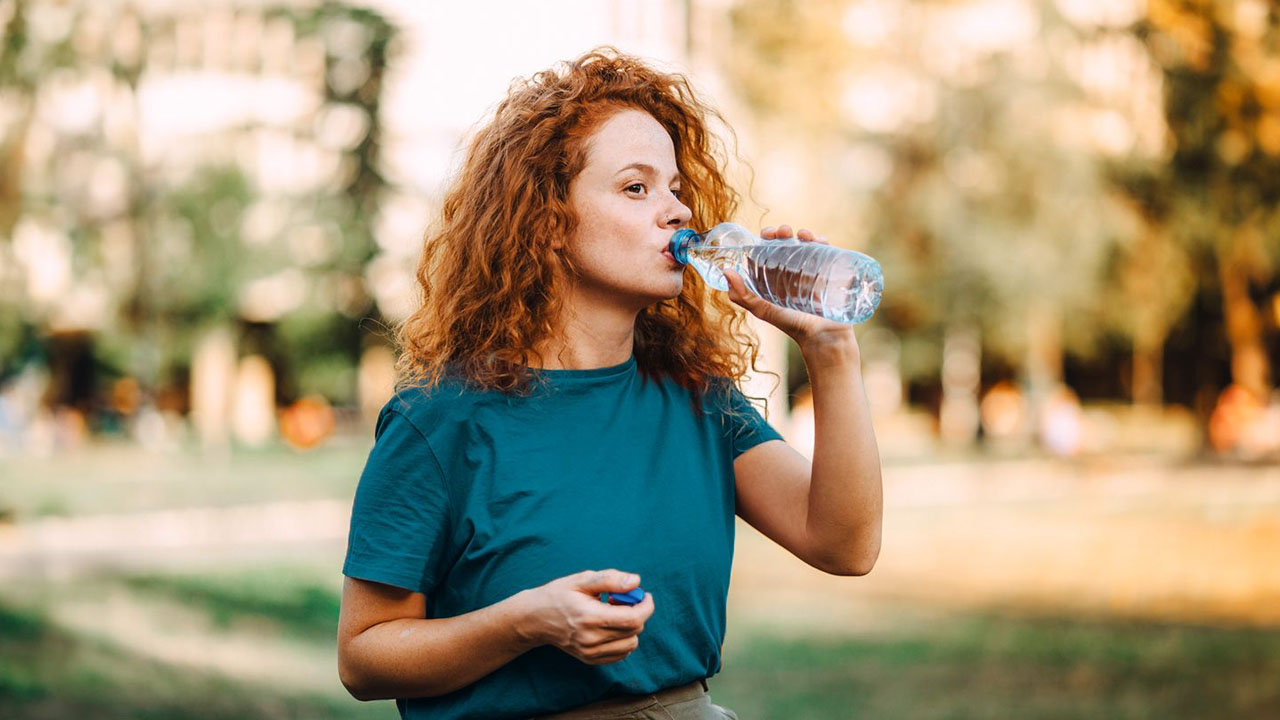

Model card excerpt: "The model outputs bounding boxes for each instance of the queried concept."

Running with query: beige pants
[529,679,739,720]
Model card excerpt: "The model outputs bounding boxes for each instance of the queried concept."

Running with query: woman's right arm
[337,569,655,701]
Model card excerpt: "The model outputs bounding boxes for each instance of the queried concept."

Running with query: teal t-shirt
[342,354,783,720]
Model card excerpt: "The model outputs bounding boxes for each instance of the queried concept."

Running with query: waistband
[530,679,710,719]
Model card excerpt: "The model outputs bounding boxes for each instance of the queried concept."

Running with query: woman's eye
[625,183,646,195]
[670,187,682,199]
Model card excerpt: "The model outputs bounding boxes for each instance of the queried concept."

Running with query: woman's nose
[664,196,693,228]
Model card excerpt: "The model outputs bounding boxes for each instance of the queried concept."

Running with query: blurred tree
[0,0,61,373]
[1108,203,1195,408]
[0,0,399,412]
[879,46,1127,434]
[722,0,865,418]
[727,0,1132,447]
[725,0,854,137]
[1125,0,1280,407]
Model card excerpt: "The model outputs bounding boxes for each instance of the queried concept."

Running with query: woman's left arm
[795,335,883,574]
[721,225,883,576]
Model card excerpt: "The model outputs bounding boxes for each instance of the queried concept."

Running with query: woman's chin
[658,275,684,298]
[635,279,683,308]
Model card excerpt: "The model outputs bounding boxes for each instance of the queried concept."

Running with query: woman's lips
[661,249,679,264]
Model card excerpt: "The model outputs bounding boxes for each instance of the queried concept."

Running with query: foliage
[725,0,1279,421]
[728,0,1132,383]
[1122,0,1280,397]
[0,0,400,404]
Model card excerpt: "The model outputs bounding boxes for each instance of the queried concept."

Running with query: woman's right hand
[519,569,655,665]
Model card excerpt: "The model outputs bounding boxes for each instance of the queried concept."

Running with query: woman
[337,48,882,719]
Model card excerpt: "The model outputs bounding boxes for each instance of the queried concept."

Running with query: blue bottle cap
[603,587,646,606]
[669,229,698,264]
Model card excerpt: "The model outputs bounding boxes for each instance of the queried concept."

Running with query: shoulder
[700,376,753,415]
[375,380,486,439]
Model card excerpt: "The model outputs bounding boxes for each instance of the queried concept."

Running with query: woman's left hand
[721,225,860,350]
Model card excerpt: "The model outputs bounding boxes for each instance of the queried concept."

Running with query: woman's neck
[530,302,636,370]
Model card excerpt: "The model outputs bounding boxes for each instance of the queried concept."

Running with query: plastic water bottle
[669,223,883,324]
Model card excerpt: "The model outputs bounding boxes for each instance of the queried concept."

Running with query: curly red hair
[395,47,774,413]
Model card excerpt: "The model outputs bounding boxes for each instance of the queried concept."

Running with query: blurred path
[729,457,1280,628]
[3,457,1279,625]
[47,583,344,695]
[0,499,350,580]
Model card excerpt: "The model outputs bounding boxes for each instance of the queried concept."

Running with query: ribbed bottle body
[674,223,883,324]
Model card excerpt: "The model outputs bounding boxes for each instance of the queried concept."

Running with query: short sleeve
[343,408,451,596]
[718,383,785,459]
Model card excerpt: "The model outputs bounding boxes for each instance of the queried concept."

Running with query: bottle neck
[668,228,701,265]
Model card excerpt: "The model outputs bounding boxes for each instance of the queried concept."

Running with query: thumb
[724,269,772,317]
[722,268,748,300]
[574,569,641,594]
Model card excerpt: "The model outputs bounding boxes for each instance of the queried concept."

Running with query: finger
[596,606,644,633]
[598,616,643,633]
[724,270,759,309]
[590,621,645,646]
[722,269,750,304]
[761,225,777,239]
[775,224,794,238]
[574,569,640,595]
[723,269,776,320]
[582,635,641,665]
[596,596,652,631]
[817,235,829,244]
[578,627,640,652]
[582,616,644,644]
[725,268,757,299]
[574,604,643,643]
[634,591,655,621]
[797,228,816,241]
[601,591,654,630]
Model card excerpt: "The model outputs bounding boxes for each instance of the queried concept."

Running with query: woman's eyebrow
[614,162,681,183]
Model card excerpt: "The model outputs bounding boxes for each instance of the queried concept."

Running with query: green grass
[122,566,343,642]
[0,599,389,720]
[3,439,1277,719]
[714,613,1280,719]
[0,438,370,518]
[3,563,1279,719]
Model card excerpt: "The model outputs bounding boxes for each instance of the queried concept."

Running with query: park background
[2,0,1279,717]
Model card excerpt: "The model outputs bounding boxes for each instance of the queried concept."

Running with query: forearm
[801,337,883,574]
[341,589,538,700]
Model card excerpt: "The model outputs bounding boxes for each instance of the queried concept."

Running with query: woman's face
[564,108,693,312]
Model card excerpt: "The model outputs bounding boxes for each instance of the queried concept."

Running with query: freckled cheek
[571,198,650,252]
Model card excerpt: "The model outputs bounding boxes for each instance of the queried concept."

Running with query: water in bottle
[668,223,883,324]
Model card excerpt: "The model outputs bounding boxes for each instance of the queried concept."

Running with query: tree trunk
[0,99,32,238]
[1219,247,1271,401]
[940,321,981,447]
[1126,223,1181,408]
[1132,327,1164,407]
[1024,299,1064,446]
